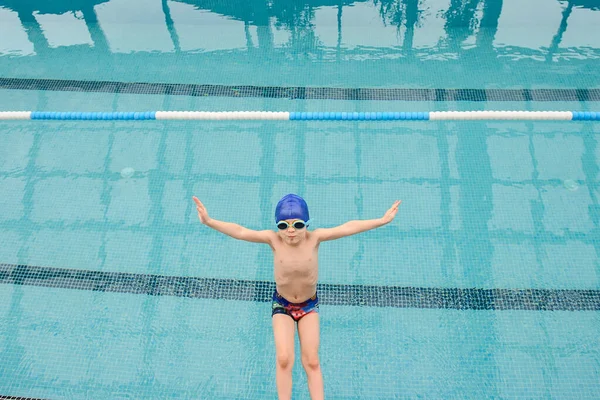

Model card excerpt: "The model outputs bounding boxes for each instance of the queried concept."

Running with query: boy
[192,194,401,400]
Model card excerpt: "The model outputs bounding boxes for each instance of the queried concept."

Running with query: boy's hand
[193,196,211,225]
[381,200,401,225]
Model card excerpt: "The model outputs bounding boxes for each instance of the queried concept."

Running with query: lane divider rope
[0,111,599,121]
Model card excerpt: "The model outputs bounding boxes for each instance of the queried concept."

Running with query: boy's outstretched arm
[193,196,275,244]
[314,200,401,242]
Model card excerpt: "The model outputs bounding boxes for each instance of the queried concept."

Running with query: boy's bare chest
[272,242,319,273]
[276,251,315,271]
[271,238,320,301]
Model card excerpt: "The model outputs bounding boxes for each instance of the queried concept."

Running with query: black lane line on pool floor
[0,396,47,400]
[2,77,600,102]
[1,263,599,311]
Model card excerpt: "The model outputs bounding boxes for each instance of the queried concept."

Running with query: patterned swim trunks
[272,289,319,322]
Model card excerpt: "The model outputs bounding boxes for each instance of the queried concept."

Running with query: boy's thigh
[272,314,296,354]
[297,312,320,355]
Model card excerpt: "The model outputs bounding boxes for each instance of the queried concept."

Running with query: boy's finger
[193,197,204,208]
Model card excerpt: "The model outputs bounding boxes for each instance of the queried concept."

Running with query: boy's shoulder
[306,230,323,247]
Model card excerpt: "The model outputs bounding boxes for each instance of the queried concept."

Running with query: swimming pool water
[1,0,599,398]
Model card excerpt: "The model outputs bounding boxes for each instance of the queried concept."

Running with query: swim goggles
[276,220,309,230]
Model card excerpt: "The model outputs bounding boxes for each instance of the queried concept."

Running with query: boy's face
[277,219,307,245]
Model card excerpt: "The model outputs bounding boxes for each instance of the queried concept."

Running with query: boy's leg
[297,312,324,400]
[272,314,296,400]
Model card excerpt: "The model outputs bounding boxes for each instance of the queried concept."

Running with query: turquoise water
[1,0,600,399]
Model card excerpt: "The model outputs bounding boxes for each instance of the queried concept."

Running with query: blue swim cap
[275,194,309,223]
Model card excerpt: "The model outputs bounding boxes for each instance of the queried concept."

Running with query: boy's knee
[301,353,320,371]
[276,353,294,370]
